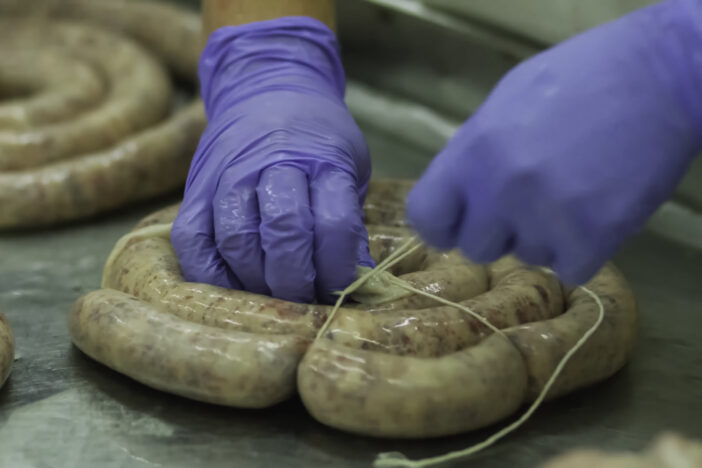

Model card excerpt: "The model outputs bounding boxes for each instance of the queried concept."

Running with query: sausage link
[0,102,205,228]
[366,178,415,206]
[366,225,436,277]
[104,236,331,338]
[0,51,105,129]
[297,263,634,438]
[69,289,310,408]
[71,179,638,440]
[100,218,487,340]
[356,249,486,311]
[133,204,181,230]
[359,225,489,310]
[326,264,563,357]
[505,264,638,400]
[363,179,414,227]
[360,230,487,310]
[0,0,202,229]
[298,334,527,438]
[0,21,172,170]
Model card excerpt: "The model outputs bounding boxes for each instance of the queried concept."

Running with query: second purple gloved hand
[408,0,702,285]
[172,17,372,304]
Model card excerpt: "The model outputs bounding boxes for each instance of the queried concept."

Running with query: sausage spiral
[69,179,638,438]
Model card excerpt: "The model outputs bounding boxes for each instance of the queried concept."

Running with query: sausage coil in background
[0,0,205,228]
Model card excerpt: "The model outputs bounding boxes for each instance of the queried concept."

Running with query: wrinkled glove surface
[172,17,372,303]
[408,0,702,284]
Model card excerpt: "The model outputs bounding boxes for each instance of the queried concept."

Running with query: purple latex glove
[172,17,372,304]
[407,0,702,285]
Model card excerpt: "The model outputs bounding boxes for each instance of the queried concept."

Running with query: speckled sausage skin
[506,264,638,401]
[0,312,14,389]
[296,262,567,437]
[73,184,493,408]
[324,260,563,357]
[300,334,527,438]
[0,51,105,129]
[69,290,309,407]
[0,0,204,229]
[361,226,488,311]
[103,236,330,339]
[73,180,638,438]
[0,0,201,82]
[0,102,205,228]
[363,179,414,227]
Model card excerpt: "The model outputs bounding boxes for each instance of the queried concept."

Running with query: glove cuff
[198,16,346,118]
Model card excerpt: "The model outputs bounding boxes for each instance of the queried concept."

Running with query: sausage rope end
[110,220,608,466]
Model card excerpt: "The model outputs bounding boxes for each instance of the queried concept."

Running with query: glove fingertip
[172,215,241,291]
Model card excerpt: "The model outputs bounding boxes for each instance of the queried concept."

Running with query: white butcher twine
[104,224,605,468]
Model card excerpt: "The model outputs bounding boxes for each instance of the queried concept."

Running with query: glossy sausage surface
[71,182,638,438]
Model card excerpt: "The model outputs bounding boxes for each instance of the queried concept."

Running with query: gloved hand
[407,0,702,285]
[172,17,372,304]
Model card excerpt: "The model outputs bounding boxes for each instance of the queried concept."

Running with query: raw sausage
[0,102,205,228]
[0,51,105,129]
[70,289,308,408]
[0,0,205,229]
[506,264,637,400]
[298,262,635,438]
[324,259,563,357]
[70,179,638,437]
[541,432,702,468]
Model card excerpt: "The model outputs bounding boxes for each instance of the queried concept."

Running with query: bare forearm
[202,0,335,37]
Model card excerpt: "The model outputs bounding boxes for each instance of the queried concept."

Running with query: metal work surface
[1,1,701,467]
